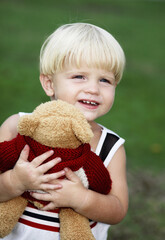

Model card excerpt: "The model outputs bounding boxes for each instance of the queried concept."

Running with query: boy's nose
[84,80,100,95]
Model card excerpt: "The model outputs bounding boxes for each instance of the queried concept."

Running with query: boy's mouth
[79,100,99,106]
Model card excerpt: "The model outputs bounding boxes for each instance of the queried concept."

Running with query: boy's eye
[100,78,111,84]
[73,75,84,79]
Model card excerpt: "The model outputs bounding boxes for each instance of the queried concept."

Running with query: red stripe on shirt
[90,222,97,228]
[27,202,60,213]
[19,218,60,232]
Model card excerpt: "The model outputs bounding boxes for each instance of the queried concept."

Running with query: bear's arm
[84,152,112,195]
[0,137,19,172]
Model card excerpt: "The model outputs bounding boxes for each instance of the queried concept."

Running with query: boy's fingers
[31,150,55,167]
[64,168,79,182]
[41,182,63,191]
[18,145,30,162]
[38,158,62,173]
[43,170,65,182]
[30,192,51,202]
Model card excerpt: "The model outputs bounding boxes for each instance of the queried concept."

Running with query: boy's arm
[31,145,128,225]
[0,114,20,142]
[0,114,21,200]
[77,145,128,224]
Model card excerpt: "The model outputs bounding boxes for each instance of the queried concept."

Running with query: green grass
[0,0,165,239]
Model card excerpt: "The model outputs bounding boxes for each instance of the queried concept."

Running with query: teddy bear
[0,100,112,239]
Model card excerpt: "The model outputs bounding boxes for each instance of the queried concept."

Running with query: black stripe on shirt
[23,210,60,223]
[99,133,119,162]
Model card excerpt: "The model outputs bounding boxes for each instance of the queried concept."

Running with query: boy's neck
[89,121,102,152]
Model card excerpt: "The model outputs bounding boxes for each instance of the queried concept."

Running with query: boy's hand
[10,145,65,195]
[30,168,88,211]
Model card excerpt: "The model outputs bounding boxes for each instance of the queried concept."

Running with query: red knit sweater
[0,134,111,206]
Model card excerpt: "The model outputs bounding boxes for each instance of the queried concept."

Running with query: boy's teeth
[82,100,97,105]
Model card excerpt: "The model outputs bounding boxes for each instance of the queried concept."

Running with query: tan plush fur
[0,197,27,238]
[18,100,93,149]
[0,100,95,239]
[60,208,95,240]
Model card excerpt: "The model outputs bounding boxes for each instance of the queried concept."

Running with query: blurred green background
[0,0,164,239]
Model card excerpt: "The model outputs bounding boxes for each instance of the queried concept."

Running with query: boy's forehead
[61,57,114,73]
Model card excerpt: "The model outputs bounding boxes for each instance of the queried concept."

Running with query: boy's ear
[40,74,55,97]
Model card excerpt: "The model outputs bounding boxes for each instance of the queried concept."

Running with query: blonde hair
[40,23,125,83]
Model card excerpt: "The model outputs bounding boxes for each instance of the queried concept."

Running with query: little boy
[0,23,128,240]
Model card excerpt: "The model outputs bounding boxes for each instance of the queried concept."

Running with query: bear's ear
[17,115,39,137]
[71,119,93,144]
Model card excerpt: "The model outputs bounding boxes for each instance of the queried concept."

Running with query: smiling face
[39,23,125,124]
[40,64,116,123]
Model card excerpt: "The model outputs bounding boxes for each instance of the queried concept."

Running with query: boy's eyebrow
[63,68,115,80]
[100,72,115,80]
[64,70,88,76]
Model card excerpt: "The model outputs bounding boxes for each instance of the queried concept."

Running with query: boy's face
[41,64,116,123]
